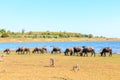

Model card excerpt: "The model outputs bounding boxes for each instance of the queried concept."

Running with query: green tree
[0,29,6,34]
[88,34,93,38]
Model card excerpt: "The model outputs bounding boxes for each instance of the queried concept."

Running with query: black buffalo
[32,47,47,54]
[23,48,30,54]
[51,47,61,54]
[16,47,30,54]
[73,46,83,56]
[82,46,95,57]
[100,47,112,57]
[32,47,42,54]
[64,48,74,56]
[16,47,24,54]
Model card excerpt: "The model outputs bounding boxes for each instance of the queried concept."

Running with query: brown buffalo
[100,47,112,57]
[82,46,95,57]
[41,47,47,53]
[64,48,74,56]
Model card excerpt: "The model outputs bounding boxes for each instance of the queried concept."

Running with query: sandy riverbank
[0,38,120,42]
[0,53,120,80]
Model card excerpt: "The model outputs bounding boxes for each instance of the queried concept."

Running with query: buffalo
[41,47,47,53]
[100,47,112,57]
[3,48,11,54]
[32,47,42,54]
[32,47,47,54]
[16,47,24,54]
[16,47,30,54]
[23,48,30,54]
[51,47,61,54]
[64,48,74,56]
[82,46,95,57]
[73,46,83,56]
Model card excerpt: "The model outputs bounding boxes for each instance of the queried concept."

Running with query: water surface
[0,42,120,53]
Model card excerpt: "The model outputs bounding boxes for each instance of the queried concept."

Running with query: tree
[0,29,6,34]
[88,34,93,38]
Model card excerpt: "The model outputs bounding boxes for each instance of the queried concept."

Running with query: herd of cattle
[2,46,112,57]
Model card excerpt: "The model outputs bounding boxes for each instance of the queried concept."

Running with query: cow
[100,47,112,57]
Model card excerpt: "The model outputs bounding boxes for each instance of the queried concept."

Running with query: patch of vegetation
[1,33,9,38]
[0,28,103,38]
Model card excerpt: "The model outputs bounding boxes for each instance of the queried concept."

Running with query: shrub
[88,34,93,38]
[1,33,9,38]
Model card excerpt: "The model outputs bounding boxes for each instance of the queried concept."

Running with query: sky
[0,0,120,38]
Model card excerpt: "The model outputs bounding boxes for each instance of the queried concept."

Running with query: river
[0,42,120,53]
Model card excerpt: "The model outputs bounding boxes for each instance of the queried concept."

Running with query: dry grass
[0,37,120,42]
[0,53,120,80]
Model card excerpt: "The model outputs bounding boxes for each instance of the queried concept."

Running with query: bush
[88,34,93,38]
[1,33,9,38]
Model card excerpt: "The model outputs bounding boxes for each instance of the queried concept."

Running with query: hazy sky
[0,0,120,38]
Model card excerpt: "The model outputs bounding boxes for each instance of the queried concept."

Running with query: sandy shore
[0,54,119,80]
[0,38,120,42]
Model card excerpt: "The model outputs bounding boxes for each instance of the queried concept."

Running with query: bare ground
[0,53,120,80]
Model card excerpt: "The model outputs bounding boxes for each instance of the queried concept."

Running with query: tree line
[0,29,104,38]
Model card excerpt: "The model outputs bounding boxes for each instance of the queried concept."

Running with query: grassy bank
[0,37,120,42]
[0,53,120,80]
